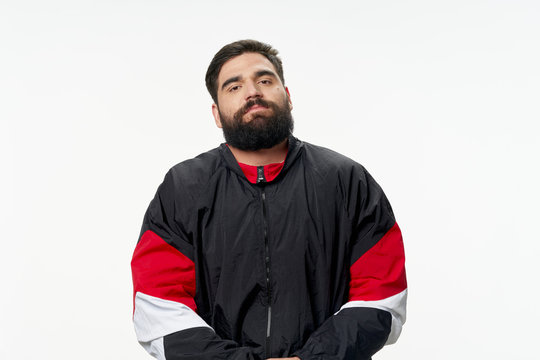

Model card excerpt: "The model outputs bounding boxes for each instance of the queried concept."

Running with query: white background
[1,1,539,359]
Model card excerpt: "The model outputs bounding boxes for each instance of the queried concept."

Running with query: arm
[131,171,259,360]
[293,167,407,360]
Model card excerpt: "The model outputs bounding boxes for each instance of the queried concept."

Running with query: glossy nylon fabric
[139,136,398,359]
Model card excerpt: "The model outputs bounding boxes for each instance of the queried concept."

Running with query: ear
[212,103,222,128]
[285,87,293,110]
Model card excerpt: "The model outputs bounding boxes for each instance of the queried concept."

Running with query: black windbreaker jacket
[131,137,407,360]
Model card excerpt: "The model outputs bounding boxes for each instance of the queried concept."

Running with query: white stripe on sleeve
[134,291,212,344]
[139,338,165,360]
[338,289,407,345]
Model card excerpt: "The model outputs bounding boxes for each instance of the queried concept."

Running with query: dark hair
[205,39,285,104]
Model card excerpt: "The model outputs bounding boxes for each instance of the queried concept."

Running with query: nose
[244,80,262,101]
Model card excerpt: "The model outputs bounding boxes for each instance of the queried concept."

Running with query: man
[131,40,407,360]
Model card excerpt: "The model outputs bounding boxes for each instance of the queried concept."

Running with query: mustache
[242,98,271,114]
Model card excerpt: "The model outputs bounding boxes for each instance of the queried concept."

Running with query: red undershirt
[226,144,286,183]
[237,161,284,183]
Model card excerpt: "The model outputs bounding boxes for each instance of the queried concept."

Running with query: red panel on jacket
[349,222,407,301]
[131,230,197,311]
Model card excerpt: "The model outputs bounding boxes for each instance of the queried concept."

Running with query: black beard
[219,97,294,151]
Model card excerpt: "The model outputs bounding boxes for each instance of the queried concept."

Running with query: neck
[228,138,288,166]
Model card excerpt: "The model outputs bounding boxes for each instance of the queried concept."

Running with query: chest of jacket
[188,161,353,356]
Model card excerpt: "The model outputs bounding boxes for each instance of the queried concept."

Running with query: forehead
[217,52,278,85]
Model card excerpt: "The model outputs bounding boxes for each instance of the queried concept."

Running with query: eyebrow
[220,70,279,91]
[221,76,242,91]
[255,69,278,79]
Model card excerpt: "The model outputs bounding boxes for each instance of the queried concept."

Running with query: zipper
[259,173,272,358]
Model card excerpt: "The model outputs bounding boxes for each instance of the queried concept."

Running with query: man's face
[211,52,293,151]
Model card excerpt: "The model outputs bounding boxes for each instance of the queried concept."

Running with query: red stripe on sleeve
[349,222,407,301]
[131,230,197,311]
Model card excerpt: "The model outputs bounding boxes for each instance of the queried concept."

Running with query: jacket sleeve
[131,171,259,360]
[293,166,407,360]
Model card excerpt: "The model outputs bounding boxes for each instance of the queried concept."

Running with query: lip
[245,104,267,114]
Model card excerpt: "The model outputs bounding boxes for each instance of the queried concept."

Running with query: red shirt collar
[225,143,287,183]
[237,161,284,183]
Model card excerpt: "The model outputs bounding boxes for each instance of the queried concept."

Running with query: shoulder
[301,141,367,180]
[161,146,225,198]
[170,147,222,180]
[301,141,393,219]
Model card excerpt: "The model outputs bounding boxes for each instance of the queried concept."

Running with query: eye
[259,79,272,85]
[228,85,240,92]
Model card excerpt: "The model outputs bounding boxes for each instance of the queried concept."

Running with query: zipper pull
[257,166,266,183]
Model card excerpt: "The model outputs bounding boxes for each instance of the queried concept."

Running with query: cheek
[217,97,236,114]
[223,90,245,104]
[220,102,243,119]
[270,88,289,105]
[272,87,288,100]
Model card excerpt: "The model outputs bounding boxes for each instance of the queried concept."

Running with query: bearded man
[131,40,407,360]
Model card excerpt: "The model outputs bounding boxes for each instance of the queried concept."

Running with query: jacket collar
[219,135,303,183]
